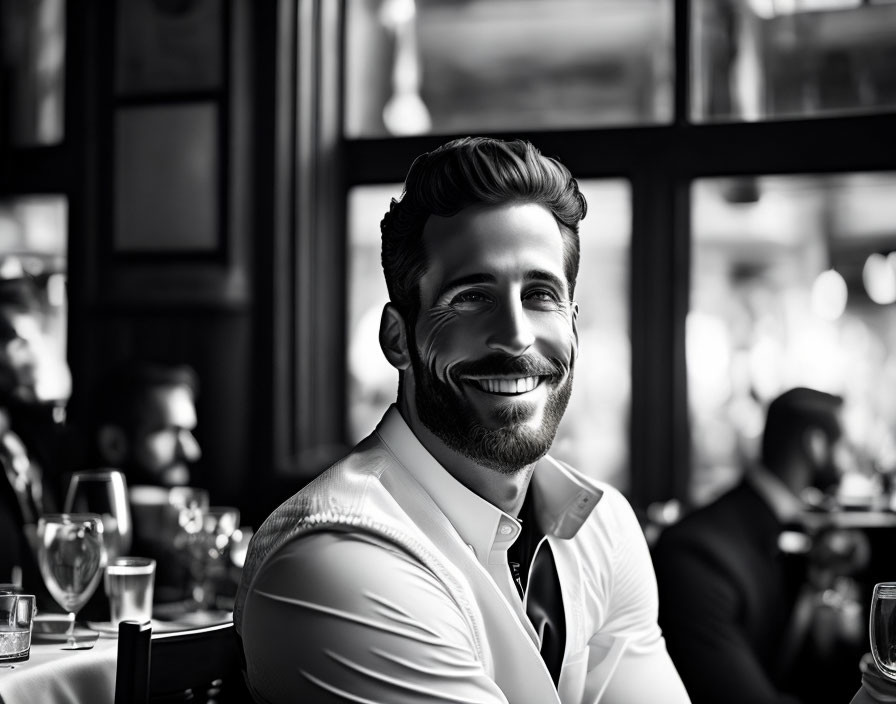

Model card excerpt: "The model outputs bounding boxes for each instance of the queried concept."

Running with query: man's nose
[486,299,535,355]
[177,429,202,461]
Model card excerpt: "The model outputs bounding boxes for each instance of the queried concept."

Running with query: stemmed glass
[168,486,209,557]
[868,582,896,682]
[186,506,240,610]
[871,582,896,681]
[36,514,105,649]
[64,470,132,561]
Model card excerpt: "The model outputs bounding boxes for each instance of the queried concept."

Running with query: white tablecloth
[0,636,118,704]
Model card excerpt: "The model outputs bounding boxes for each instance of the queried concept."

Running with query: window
[689,173,896,503]
[692,0,896,121]
[0,195,69,403]
[345,0,673,137]
[0,0,66,146]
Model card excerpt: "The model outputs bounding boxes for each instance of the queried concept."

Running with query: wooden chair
[114,619,253,703]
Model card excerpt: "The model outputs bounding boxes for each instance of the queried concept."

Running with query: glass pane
[346,180,632,489]
[0,196,69,403]
[345,0,673,137]
[0,0,66,146]
[692,0,896,122]
[689,173,896,504]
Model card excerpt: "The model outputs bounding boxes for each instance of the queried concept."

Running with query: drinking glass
[870,582,896,681]
[167,486,209,544]
[187,506,240,609]
[104,557,155,625]
[0,593,35,665]
[64,470,132,561]
[37,514,105,649]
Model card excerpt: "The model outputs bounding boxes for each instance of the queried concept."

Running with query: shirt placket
[486,514,540,645]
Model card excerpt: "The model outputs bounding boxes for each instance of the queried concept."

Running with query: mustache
[449,354,567,380]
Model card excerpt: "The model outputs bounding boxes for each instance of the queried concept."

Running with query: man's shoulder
[236,434,414,627]
[653,481,759,555]
[259,434,400,534]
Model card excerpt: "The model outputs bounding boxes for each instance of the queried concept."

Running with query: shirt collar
[745,463,806,524]
[375,406,603,565]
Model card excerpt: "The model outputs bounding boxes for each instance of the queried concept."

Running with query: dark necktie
[507,492,566,686]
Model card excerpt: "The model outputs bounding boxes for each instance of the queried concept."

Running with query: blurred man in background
[84,360,204,603]
[92,360,202,488]
[0,276,68,600]
[653,387,868,704]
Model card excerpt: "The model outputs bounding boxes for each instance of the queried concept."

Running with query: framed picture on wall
[113,103,220,254]
[115,0,223,96]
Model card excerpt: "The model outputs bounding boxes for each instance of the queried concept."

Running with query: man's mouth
[467,376,544,396]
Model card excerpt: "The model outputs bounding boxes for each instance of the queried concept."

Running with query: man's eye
[525,289,562,306]
[450,291,491,307]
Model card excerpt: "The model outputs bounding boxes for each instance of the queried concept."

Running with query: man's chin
[462,424,553,474]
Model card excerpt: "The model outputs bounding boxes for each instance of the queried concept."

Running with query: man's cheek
[540,324,577,366]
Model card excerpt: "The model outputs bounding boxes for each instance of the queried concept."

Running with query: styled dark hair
[95,360,199,432]
[761,387,843,469]
[380,137,587,324]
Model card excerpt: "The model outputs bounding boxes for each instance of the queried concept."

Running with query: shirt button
[499,523,514,536]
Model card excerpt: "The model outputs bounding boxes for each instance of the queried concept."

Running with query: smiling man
[236,138,690,703]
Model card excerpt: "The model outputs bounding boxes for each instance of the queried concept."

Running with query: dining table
[0,606,234,704]
[0,632,119,704]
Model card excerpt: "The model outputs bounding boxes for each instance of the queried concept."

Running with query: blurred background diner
[654,386,872,704]
[1,0,896,699]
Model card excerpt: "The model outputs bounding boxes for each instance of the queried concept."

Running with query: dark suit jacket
[0,401,71,609]
[0,454,58,608]
[652,480,812,704]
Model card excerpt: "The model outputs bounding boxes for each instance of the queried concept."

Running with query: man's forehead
[419,202,567,291]
[139,385,196,426]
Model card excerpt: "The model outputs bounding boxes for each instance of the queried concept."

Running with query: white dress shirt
[238,407,690,703]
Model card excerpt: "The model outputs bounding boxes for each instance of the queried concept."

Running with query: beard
[409,346,574,474]
[124,456,191,487]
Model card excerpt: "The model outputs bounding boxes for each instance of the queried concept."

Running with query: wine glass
[37,514,105,649]
[870,582,896,681]
[64,470,132,561]
[186,506,240,610]
[168,486,209,558]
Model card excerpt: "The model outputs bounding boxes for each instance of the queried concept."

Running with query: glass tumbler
[0,593,36,664]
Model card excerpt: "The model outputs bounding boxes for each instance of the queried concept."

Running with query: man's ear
[571,301,580,357]
[379,303,411,371]
[97,425,128,465]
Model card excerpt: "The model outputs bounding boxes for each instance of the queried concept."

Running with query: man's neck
[397,402,534,516]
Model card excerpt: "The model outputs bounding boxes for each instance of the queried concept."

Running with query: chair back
[115,619,252,703]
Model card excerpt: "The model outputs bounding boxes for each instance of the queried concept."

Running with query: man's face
[128,385,201,487]
[0,313,39,401]
[408,202,578,474]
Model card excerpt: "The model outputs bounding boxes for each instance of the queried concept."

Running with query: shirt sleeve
[588,486,692,704]
[240,530,510,704]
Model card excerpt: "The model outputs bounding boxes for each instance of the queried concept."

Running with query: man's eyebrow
[525,270,567,291]
[435,270,568,300]
[435,273,496,300]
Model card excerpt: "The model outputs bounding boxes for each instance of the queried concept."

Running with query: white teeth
[477,377,539,394]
